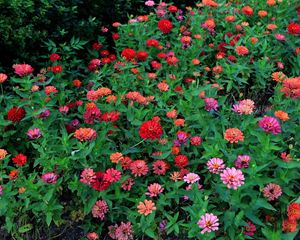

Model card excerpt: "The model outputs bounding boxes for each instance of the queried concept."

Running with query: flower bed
[0,0,300,239]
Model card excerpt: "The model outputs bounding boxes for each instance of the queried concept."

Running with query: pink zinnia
[130,160,149,177]
[41,172,58,184]
[121,178,135,191]
[115,222,133,240]
[262,183,282,201]
[232,99,255,114]
[258,116,281,134]
[183,173,200,184]
[207,158,225,174]
[244,221,256,236]
[146,183,164,197]
[220,167,245,189]
[0,73,8,84]
[83,107,102,124]
[204,98,218,111]
[13,64,34,76]
[145,0,155,6]
[103,168,122,183]
[152,160,169,175]
[27,128,42,139]
[80,168,96,185]
[234,155,251,169]
[92,200,108,220]
[190,136,202,146]
[197,213,219,234]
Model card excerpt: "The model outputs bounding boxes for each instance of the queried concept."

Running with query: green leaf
[254,198,277,211]
[46,212,52,226]
[19,224,33,233]
[234,210,244,227]
[145,228,156,239]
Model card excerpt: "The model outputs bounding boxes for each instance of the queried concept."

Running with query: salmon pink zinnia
[137,199,156,216]
[224,128,244,143]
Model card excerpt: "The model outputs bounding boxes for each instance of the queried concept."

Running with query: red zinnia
[139,120,163,140]
[49,53,60,61]
[91,171,112,191]
[158,19,173,34]
[12,154,27,166]
[287,23,300,34]
[287,202,300,221]
[242,6,254,16]
[51,65,63,74]
[121,48,136,61]
[137,51,149,61]
[174,155,189,168]
[7,107,26,123]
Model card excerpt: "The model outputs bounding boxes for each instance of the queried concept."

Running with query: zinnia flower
[258,116,281,134]
[158,19,173,34]
[74,128,97,141]
[174,155,189,168]
[121,48,136,61]
[139,120,163,140]
[130,160,149,177]
[263,183,282,201]
[234,155,251,169]
[41,172,58,184]
[232,99,255,114]
[220,167,245,189]
[152,160,169,175]
[287,202,300,221]
[137,200,156,216]
[7,107,26,123]
[207,158,225,174]
[27,128,42,140]
[80,168,96,185]
[282,219,298,232]
[244,221,256,236]
[12,64,34,76]
[12,153,27,166]
[146,183,164,197]
[197,213,219,234]
[288,22,300,34]
[103,168,122,183]
[0,73,8,83]
[224,128,244,143]
[183,173,200,184]
[91,171,112,191]
[274,111,289,121]
[86,232,99,240]
[204,98,218,111]
[83,108,102,124]
[92,200,108,220]
[115,222,133,240]
[235,46,249,55]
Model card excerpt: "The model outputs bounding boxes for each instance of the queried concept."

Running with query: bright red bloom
[287,202,300,221]
[91,171,112,191]
[7,107,26,123]
[146,39,160,47]
[282,219,297,232]
[288,23,300,34]
[49,53,60,61]
[12,154,27,166]
[139,120,163,140]
[101,111,120,122]
[121,48,136,61]
[174,155,188,168]
[242,6,254,16]
[137,51,149,61]
[51,65,63,74]
[158,19,173,34]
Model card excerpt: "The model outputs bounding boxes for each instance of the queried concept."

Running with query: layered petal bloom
[183,173,200,184]
[258,116,281,134]
[220,167,245,189]
[207,158,225,174]
[139,120,163,140]
[146,183,164,197]
[92,200,108,220]
[224,128,244,143]
[197,213,219,234]
[262,183,282,201]
[137,200,156,216]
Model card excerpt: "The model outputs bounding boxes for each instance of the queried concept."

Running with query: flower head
[41,172,58,184]
[146,183,164,197]
[152,160,169,175]
[80,168,96,185]
[139,120,163,140]
[0,149,8,160]
[258,116,281,134]
[232,99,255,114]
[220,167,245,189]
[244,221,256,236]
[7,107,26,123]
[183,173,200,184]
[92,200,108,220]
[287,202,300,221]
[263,183,282,201]
[234,155,251,169]
[13,64,34,76]
[0,73,8,83]
[137,200,156,216]
[27,128,42,140]
[158,19,173,34]
[74,128,97,141]
[207,158,225,174]
[104,168,122,183]
[12,154,27,166]
[130,160,149,177]
[224,128,244,143]
[204,98,218,111]
[197,213,219,234]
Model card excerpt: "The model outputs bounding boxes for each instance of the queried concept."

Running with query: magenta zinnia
[258,116,281,134]
[197,213,219,234]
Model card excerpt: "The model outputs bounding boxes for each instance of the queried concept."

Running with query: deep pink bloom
[27,128,42,139]
[83,107,102,124]
[152,160,169,175]
[41,172,58,184]
[130,160,149,177]
[13,64,34,76]
[244,221,256,236]
[0,73,8,83]
[207,158,225,174]
[220,167,245,189]
[103,168,122,183]
[80,168,96,185]
[263,183,282,201]
[258,116,281,134]
[146,183,164,197]
[190,136,202,146]
[234,155,251,169]
[92,200,108,220]
[121,178,135,191]
[59,105,69,114]
[115,222,133,240]
[204,98,218,111]
[197,213,219,234]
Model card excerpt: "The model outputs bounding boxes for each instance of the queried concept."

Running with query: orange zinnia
[271,72,286,82]
[274,111,289,121]
[110,152,124,163]
[137,200,156,216]
[224,128,244,143]
[74,128,97,141]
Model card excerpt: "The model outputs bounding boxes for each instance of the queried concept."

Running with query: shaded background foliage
[0,0,196,72]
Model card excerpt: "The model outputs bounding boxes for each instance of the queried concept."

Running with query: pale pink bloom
[207,158,225,174]
[258,116,281,134]
[146,183,164,197]
[197,213,219,234]
[183,173,200,184]
[220,167,245,189]
[80,168,96,185]
[145,0,155,6]
[92,200,108,220]
[41,172,58,184]
[275,34,286,41]
[232,99,255,114]
[263,183,282,201]
[13,64,34,76]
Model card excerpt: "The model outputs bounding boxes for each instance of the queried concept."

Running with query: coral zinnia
[158,19,173,34]
[7,107,26,123]
[92,200,108,220]
[74,128,97,141]
[137,199,156,216]
[130,160,149,177]
[224,128,244,143]
[139,120,163,140]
